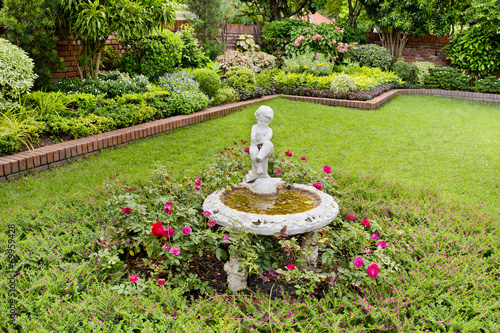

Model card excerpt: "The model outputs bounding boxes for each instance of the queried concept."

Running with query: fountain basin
[203,181,339,236]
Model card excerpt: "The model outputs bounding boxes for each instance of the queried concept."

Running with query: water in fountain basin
[223,187,318,215]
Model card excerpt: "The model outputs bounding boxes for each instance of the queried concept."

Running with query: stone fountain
[203,106,339,291]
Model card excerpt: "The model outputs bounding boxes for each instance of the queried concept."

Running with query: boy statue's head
[254,106,273,124]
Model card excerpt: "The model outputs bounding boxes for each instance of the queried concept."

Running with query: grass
[1,95,500,331]
[2,95,499,214]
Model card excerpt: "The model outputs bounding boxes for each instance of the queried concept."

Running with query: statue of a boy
[245,106,274,182]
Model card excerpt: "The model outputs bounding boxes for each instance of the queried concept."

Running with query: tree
[360,0,436,57]
[236,0,326,22]
[322,0,371,30]
[57,0,177,79]
[0,0,65,88]
[185,0,228,60]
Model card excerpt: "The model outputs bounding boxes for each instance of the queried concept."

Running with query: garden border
[1,89,498,181]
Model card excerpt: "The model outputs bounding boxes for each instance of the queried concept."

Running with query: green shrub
[0,134,19,156]
[160,71,201,94]
[192,68,221,98]
[225,66,256,92]
[51,72,151,98]
[330,74,357,93]
[176,25,209,68]
[48,114,116,139]
[473,76,500,94]
[273,67,400,91]
[216,50,276,73]
[120,30,183,81]
[350,44,394,71]
[392,59,416,83]
[261,18,311,54]
[283,52,335,76]
[445,28,500,79]
[167,90,209,115]
[424,67,471,91]
[0,38,38,100]
[0,106,43,154]
[412,62,435,84]
[0,0,65,89]
[210,87,238,106]
[256,68,279,88]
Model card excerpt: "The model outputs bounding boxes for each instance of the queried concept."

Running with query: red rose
[286,263,296,270]
[361,219,370,227]
[122,207,132,214]
[151,221,164,237]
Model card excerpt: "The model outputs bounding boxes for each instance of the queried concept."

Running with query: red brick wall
[366,32,451,66]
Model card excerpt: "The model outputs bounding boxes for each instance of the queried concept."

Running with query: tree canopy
[236,0,326,22]
[57,0,177,79]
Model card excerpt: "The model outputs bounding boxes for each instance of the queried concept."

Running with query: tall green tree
[0,0,65,88]
[323,0,365,28]
[57,0,177,79]
[360,0,454,57]
[185,0,228,60]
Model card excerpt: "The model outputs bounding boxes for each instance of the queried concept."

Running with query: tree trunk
[378,28,409,58]
[348,0,363,29]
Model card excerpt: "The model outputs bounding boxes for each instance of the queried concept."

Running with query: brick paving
[1,90,498,181]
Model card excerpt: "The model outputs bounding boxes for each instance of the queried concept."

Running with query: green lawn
[2,94,499,214]
[1,94,500,332]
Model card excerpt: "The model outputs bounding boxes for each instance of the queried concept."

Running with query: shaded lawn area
[1,95,499,215]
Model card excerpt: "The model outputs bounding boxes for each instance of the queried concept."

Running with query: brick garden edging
[0,89,498,181]
[283,88,500,109]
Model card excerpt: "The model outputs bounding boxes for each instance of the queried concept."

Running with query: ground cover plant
[1,96,500,331]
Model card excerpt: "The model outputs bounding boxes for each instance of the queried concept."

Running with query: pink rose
[245,147,250,153]
[367,264,379,278]
[157,279,165,285]
[285,150,293,156]
[313,183,323,190]
[182,226,192,235]
[162,244,171,251]
[195,177,201,186]
[163,202,173,215]
[353,257,364,268]
[286,263,296,270]
[275,168,281,175]
[301,156,307,161]
[377,241,386,248]
[151,222,164,237]
[361,219,370,227]
[365,248,371,254]
[208,220,217,228]
[222,235,230,245]
[203,211,212,217]
[346,214,356,221]
[371,234,378,240]
[194,185,201,191]
[164,227,174,238]
[129,275,139,282]
[122,207,132,214]
[169,247,180,256]
[323,165,331,174]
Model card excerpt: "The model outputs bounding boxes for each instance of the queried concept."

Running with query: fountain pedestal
[224,255,248,291]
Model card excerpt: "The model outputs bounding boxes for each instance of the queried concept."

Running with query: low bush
[256,68,280,88]
[216,50,276,73]
[47,113,116,139]
[412,62,435,84]
[424,67,471,91]
[273,67,400,91]
[473,76,500,94]
[0,38,37,100]
[283,52,335,76]
[160,71,209,115]
[51,71,151,98]
[120,30,183,81]
[176,25,209,68]
[350,44,394,71]
[225,66,257,92]
[211,87,238,106]
[330,74,356,94]
[392,59,416,83]
[192,68,221,98]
